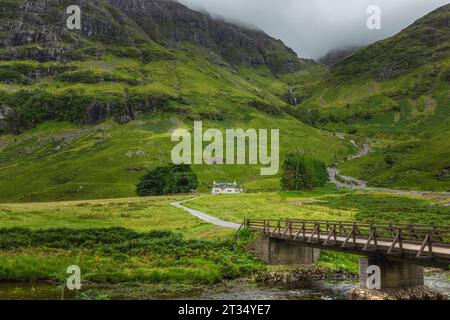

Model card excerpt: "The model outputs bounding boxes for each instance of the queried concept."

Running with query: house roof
[213,182,239,189]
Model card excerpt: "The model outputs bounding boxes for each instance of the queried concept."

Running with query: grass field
[0,195,260,295]
[0,191,361,293]
[0,188,449,296]
[183,189,450,274]
[0,195,233,239]
[184,189,450,225]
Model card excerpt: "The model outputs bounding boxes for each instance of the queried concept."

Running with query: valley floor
[0,189,449,299]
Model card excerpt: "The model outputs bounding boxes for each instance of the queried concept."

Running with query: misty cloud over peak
[178,0,448,59]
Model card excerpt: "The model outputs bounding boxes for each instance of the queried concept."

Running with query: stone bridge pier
[247,235,320,265]
[247,236,426,289]
[359,256,424,289]
[244,218,449,299]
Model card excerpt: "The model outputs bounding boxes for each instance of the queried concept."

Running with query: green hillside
[1,1,449,202]
[0,0,351,202]
[294,4,450,191]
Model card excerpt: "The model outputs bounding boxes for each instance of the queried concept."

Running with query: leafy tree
[136,164,198,196]
[171,164,199,193]
[281,153,328,191]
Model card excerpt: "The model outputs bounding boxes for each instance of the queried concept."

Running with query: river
[0,271,447,300]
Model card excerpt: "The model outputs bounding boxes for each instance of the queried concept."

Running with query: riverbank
[0,263,359,300]
[0,194,448,300]
[1,265,448,300]
[0,226,447,300]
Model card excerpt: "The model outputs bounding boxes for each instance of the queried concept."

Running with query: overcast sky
[178,0,448,59]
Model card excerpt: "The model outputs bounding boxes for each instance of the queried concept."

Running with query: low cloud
[178,0,448,59]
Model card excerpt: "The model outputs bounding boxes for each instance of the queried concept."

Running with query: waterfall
[289,88,297,106]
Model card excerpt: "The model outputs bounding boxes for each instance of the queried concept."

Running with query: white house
[211,181,243,195]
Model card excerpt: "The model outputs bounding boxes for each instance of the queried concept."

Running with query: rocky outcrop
[0,0,311,134]
[348,286,448,300]
[256,266,356,284]
[0,89,172,133]
[0,0,303,73]
[0,0,146,61]
[109,0,302,73]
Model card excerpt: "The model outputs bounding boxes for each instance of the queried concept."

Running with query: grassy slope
[307,59,450,191]
[295,5,450,191]
[0,43,352,203]
[0,114,350,202]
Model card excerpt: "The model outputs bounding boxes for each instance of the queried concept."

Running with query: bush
[384,155,396,167]
[281,153,328,191]
[136,164,198,196]
[248,99,281,115]
[284,106,321,127]
[0,227,263,284]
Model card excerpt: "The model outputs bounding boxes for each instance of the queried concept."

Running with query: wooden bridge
[243,219,450,269]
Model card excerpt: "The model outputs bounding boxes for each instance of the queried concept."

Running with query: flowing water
[0,272,447,300]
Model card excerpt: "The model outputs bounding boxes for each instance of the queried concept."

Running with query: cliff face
[0,0,302,73]
[108,0,302,73]
[0,0,141,61]
[0,0,318,134]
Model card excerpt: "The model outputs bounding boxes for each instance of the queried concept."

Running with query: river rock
[256,266,356,284]
[347,286,448,300]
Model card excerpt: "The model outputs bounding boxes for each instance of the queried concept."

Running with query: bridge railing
[244,219,450,258]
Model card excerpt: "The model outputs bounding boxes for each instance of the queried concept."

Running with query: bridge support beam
[247,235,320,265]
[359,257,424,289]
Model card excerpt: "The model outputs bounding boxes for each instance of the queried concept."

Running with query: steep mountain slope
[317,47,358,67]
[297,4,450,191]
[0,0,350,202]
[0,0,302,72]
[331,4,449,81]
[0,0,312,133]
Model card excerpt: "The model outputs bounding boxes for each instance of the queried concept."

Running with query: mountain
[331,4,449,81]
[297,4,450,191]
[0,0,323,134]
[1,1,448,201]
[0,0,349,202]
[317,47,358,67]
[1,0,302,72]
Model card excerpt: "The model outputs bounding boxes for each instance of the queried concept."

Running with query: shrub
[384,155,396,167]
[248,99,281,115]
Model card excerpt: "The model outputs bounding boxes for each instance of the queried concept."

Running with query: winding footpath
[171,198,241,230]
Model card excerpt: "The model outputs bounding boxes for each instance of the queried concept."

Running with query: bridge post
[359,256,424,289]
[247,235,320,265]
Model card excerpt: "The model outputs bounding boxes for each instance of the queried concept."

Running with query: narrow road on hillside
[171,198,241,230]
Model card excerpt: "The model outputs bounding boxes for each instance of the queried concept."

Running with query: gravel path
[171,198,241,230]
